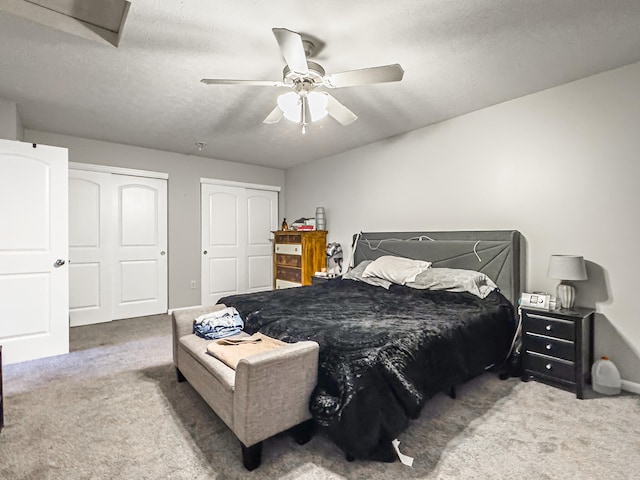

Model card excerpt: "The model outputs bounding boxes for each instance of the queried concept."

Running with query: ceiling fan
[201,28,404,133]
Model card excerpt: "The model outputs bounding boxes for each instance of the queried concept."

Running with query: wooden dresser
[273,230,327,288]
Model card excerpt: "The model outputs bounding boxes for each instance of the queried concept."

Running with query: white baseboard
[621,379,640,395]
[167,305,202,315]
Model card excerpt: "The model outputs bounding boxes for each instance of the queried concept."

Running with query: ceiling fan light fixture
[277,91,328,124]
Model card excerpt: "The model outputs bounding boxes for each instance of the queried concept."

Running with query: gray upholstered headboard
[352,230,524,306]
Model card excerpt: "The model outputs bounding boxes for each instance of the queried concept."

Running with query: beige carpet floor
[1,314,638,479]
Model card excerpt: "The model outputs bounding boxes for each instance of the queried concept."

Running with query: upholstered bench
[172,304,319,470]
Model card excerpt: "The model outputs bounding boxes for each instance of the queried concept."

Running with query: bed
[219,230,523,461]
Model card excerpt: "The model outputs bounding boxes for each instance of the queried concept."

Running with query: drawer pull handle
[545,325,552,331]
[545,344,552,350]
[545,363,553,370]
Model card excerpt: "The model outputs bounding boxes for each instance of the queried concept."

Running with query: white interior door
[68,169,112,326]
[246,188,278,293]
[0,140,69,365]
[112,175,168,320]
[201,184,245,306]
[201,183,278,306]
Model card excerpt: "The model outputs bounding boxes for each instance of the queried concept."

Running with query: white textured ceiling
[1,1,640,169]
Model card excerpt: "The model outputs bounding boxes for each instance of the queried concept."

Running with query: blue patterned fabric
[193,307,244,340]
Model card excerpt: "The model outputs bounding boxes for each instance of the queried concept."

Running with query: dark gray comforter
[220,279,516,461]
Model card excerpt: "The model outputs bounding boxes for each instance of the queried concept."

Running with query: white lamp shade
[277,91,329,123]
[547,255,588,281]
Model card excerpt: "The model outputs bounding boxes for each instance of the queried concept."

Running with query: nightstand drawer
[275,279,302,289]
[276,254,302,268]
[523,312,574,341]
[275,243,302,255]
[523,332,575,361]
[275,234,302,244]
[525,353,575,383]
[276,266,302,283]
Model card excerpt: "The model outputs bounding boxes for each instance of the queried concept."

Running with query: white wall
[25,130,285,309]
[0,98,24,140]
[285,62,640,384]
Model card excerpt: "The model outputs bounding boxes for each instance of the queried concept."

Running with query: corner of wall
[0,98,22,141]
[16,107,24,141]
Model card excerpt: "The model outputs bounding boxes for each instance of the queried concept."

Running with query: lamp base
[556,282,576,309]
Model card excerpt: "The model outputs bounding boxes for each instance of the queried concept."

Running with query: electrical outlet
[190,280,197,289]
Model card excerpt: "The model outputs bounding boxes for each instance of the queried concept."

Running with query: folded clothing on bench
[193,305,244,340]
[207,333,287,369]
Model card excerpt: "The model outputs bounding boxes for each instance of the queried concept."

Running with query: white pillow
[362,255,432,285]
[342,261,392,289]
[406,268,497,299]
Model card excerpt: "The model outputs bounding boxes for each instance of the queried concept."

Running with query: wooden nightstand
[521,306,595,399]
[311,274,341,285]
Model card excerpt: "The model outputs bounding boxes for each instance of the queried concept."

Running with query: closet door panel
[112,175,167,320]
[201,183,278,306]
[69,170,111,326]
[201,185,244,306]
[246,189,278,293]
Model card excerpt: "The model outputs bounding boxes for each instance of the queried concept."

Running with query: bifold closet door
[246,188,278,293]
[111,175,168,320]
[69,169,112,326]
[0,140,69,364]
[201,183,277,306]
[69,170,168,324]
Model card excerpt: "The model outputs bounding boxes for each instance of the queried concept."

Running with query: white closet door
[68,169,112,326]
[0,140,69,365]
[201,183,278,306]
[246,188,278,293]
[112,175,168,319]
[201,184,246,306]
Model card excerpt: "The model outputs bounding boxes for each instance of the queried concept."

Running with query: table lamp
[547,255,587,309]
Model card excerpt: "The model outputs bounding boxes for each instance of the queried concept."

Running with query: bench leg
[241,441,262,471]
[448,385,457,399]
[176,367,186,383]
[291,419,315,445]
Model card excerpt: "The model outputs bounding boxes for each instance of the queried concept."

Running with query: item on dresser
[521,306,595,399]
[315,207,326,231]
[290,217,316,230]
[273,230,327,288]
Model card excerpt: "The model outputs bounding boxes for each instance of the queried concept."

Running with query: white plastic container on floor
[592,356,621,395]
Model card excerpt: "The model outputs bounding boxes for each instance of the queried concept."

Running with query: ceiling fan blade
[201,79,285,87]
[272,28,309,76]
[324,63,405,88]
[263,106,283,124]
[325,94,358,125]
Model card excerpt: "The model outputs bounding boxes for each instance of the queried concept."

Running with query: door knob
[160,251,166,255]
[54,259,66,267]
[203,250,208,255]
